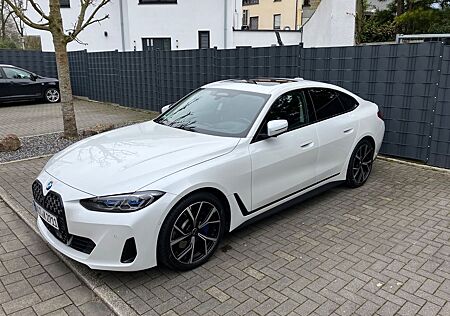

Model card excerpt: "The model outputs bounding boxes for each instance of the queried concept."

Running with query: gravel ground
[0,122,142,163]
[0,133,82,163]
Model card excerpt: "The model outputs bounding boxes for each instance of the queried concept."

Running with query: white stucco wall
[124,0,240,51]
[25,0,123,51]
[302,0,356,48]
[25,0,242,52]
[23,0,355,51]
[232,31,302,48]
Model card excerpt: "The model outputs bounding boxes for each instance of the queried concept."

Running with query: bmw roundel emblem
[46,181,53,190]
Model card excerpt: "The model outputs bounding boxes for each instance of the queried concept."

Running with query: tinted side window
[3,67,31,80]
[254,90,310,142]
[338,91,358,111]
[309,88,345,121]
[266,91,309,131]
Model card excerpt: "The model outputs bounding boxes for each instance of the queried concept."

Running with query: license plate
[33,201,59,230]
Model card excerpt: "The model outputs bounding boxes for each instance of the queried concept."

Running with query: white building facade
[26,0,243,52]
[25,0,356,52]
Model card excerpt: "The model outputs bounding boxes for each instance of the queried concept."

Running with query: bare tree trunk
[1,0,5,39]
[49,0,78,138]
[396,0,405,16]
[0,23,5,39]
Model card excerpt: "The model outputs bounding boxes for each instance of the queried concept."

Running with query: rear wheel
[346,139,374,188]
[44,88,60,103]
[158,192,225,270]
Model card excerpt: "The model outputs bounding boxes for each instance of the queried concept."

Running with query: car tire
[345,139,375,188]
[158,192,225,271]
[44,88,60,103]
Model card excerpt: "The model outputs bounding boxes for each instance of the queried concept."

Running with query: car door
[2,66,40,99]
[307,88,359,180]
[0,67,14,99]
[249,89,319,211]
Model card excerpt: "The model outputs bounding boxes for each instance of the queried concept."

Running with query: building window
[273,14,281,29]
[303,0,310,6]
[242,10,249,26]
[198,31,210,49]
[249,16,259,30]
[60,0,70,8]
[139,0,177,4]
[242,0,259,6]
[142,38,171,51]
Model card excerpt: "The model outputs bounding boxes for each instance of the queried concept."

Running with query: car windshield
[155,88,269,137]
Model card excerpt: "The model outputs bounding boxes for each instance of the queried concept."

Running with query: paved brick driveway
[0,100,156,137]
[0,200,113,315]
[0,157,449,316]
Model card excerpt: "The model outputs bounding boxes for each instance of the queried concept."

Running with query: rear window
[338,91,359,111]
[308,88,345,121]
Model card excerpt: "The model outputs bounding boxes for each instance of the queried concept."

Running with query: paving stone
[33,281,64,301]
[207,287,231,303]
[78,301,113,316]
[9,307,36,316]
[32,294,72,315]
[397,301,422,316]
[54,273,81,291]
[418,301,442,316]
[0,202,111,316]
[377,301,401,316]
[4,280,34,300]
[1,292,41,314]
[65,286,94,307]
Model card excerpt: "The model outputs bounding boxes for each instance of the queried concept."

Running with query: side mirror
[30,74,38,81]
[267,120,288,137]
[161,104,172,114]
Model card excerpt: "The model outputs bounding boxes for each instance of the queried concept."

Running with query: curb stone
[378,155,450,174]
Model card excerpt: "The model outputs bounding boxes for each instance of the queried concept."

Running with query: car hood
[38,76,58,83]
[44,121,240,196]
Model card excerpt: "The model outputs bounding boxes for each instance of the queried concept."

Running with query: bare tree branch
[66,0,110,43]
[4,0,49,30]
[28,0,49,20]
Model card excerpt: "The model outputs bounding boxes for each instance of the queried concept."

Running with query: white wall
[26,0,123,52]
[23,0,355,51]
[302,0,356,48]
[124,0,240,51]
[233,31,302,48]
[24,0,242,52]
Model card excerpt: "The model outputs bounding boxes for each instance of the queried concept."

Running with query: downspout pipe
[119,0,126,51]
[224,0,228,49]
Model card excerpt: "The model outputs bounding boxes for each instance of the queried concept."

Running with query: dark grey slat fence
[1,42,449,169]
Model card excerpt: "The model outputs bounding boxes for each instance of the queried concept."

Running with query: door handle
[300,141,314,149]
[343,128,354,134]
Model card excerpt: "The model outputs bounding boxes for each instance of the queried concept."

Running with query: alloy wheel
[46,89,60,103]
[169,201,221,265]
[352,143,373,185]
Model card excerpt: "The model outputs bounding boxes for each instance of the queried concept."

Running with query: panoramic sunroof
[227,78,302,85]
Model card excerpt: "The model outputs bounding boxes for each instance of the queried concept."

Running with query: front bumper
[34,173,176,271]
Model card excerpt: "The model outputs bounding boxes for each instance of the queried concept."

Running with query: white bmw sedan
[33,78,385,271]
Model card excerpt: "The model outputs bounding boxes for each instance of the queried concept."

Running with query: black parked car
[0,64,60,103]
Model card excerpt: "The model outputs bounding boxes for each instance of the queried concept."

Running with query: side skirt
[233,180,344,231]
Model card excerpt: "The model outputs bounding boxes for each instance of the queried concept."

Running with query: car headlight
[80,191,165,212]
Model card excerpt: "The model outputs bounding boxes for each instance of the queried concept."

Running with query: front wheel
[346,139,375,188]
[158,192,225,270]
[44,88,60,103]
